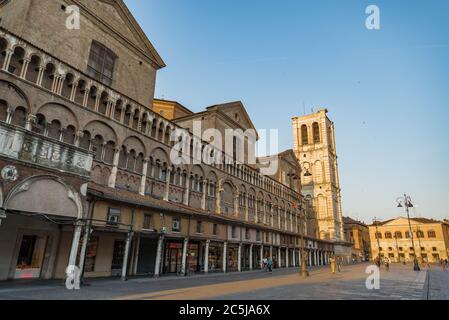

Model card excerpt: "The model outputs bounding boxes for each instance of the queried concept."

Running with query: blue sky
[124,0,449,223]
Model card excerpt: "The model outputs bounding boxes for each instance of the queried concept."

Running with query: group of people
[329,255,343,273]
[261,257,274,272]
[374,256,391,270]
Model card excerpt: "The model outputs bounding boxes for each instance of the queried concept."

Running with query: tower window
[312,122,320,143]
[301,125,308,145]
[87,41,117,87]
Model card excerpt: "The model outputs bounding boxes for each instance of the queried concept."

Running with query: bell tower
[292,109,344,241]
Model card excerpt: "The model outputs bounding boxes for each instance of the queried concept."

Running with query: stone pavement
[0,263,441,300]
[426,267,449,300]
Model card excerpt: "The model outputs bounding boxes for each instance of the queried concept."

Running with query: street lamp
[373,217,382,265]
[396,193,420,271]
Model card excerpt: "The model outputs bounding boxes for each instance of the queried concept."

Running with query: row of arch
[0,31,301,203]
[1,32,303,224]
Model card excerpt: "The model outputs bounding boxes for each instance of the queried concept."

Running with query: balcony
[0,122,93,177]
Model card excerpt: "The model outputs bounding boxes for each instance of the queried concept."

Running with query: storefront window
[164,242,183,274]
[84,236,99,273]
[227,246,239,271]
[208,243,223,272]
[15,235,48,279]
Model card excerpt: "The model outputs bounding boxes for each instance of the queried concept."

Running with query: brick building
[0,0,334,282]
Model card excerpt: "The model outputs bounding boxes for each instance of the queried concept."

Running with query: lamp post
[373,217,382,264]
[396,194,420,271]
[298,200,310,277]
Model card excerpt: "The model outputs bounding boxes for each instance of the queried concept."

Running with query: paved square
[0,263,446,300]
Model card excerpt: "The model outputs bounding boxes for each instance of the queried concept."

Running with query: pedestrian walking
[267,258,273,273]
[375,256,381,268]
[337,257,342,272]
[262,257,268,271]
[384,257,390,271]
[330,255,336,273]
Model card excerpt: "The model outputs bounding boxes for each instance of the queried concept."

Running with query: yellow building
[369,217,449,263]
[343,217,371,262]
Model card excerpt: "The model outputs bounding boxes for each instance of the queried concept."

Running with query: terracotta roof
[343,216,367,226]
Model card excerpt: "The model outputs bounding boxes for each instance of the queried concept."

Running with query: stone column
[223,242,227,273]
[154,236,164,277]
[204,240,210,273]
[238,243,242,272]
[181,237,189,276]
[234,193,240,217]
[183,174,191,206]
[94,92,101,112]
[83,86,91,108]
[70,80,79,102]
[163,167,171,201]
[78,225,91,281]
[2,49,13,71]
[254,199,258,224]
[108,149,121,188]
[201,180,207,210]
[215,181,221,214]
[292,249,296,267]
[249,244,253,270]
[260,245,264,268]
[286,248,289,268]
[245,194,249,221]
[132,235,141,275]
[270,246,273,260]
[263,201,266,224]
[57,76,65,95]
[121,231,134,281]
[278,248,282,268]
[68,222,83,268]
[19,57,30,79]
[277,207,281,229]
[139,159,149,196]
[36,65,45,86]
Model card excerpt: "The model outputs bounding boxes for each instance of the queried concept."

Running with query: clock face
[1,165,19,182]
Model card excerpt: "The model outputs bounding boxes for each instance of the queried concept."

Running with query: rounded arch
[206,170,218,183]
[37,102,79,131]
[4,175,83,219]
[190,164,205,178]
[0,79,30,111]
[150,146,169,164]
[84,120,117,144]
[121,135,146,155]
